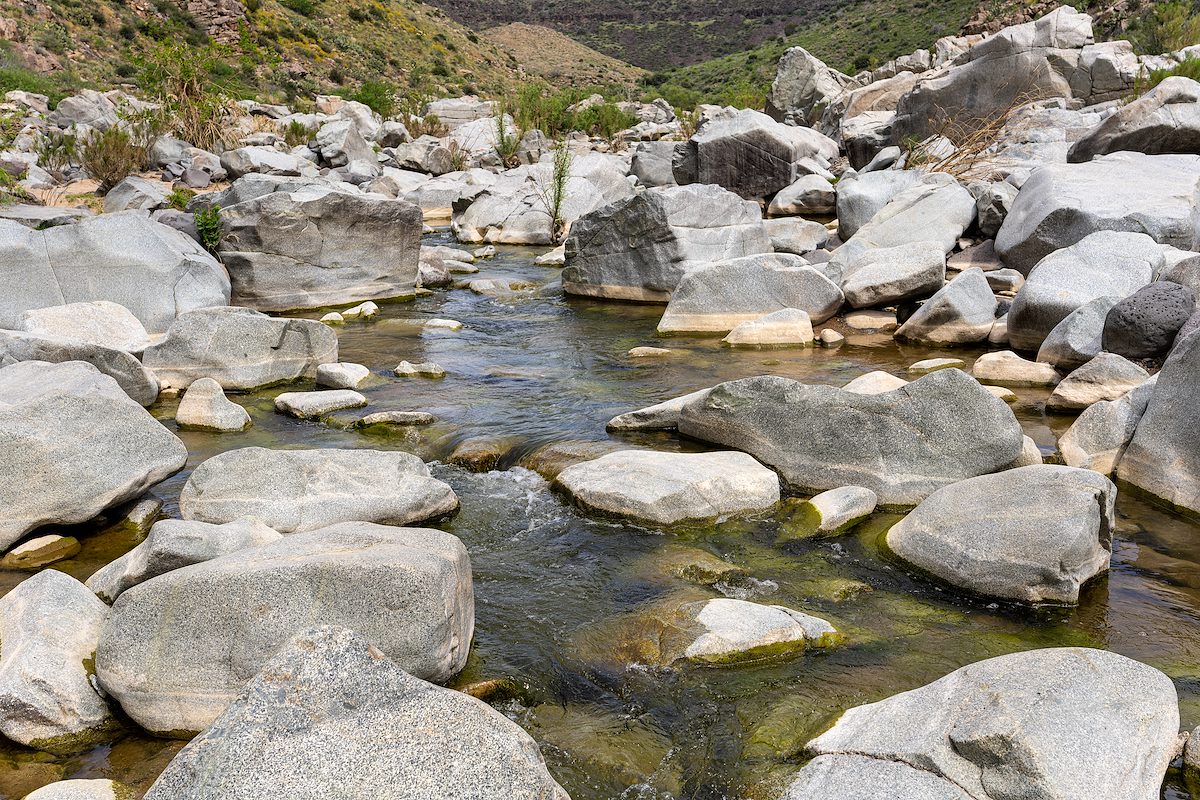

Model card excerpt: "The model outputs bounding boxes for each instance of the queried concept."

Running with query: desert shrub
[1146,1,1200,52]
[80,126,146,192]
[166,187,195,210]
[353,80,397,118]
[138,42,236,151]
[493,103,521,167]
[283,120,317,147]
[35,129,77,174]
[280,0,317,16]
[574,102,637,141]
[411,113,448,138]
[195,206,224,254]
[534,140,573,244]
[1146,55,1200,90]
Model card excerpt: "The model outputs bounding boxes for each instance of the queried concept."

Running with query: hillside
[0,0,527,106]
[488,23,646,90]
[419,0,849,70]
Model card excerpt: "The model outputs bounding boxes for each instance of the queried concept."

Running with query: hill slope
[0,0,526,105]
[488,23,645,89]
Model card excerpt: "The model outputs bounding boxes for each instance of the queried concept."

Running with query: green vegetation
[506,84,637,138]
[283,120,318,147]
[35,129,78,175]
[493,107,521,167]
[166,187,196,211]
[194,206,224,254]
[79,126,147,193]
[1130,0,1200,53]
[136,42,236,151]
[350,80,398,118]
[1146,55,1200,89]
[535,140,573,243]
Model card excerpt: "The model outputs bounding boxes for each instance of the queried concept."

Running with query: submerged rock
[96,524,474,736]
[886,465,1115,604]
[0,361,187,551]
[555,450,780,526]
[141,626,567,800]
[722,309,814,347]
[791,648,1178,800]
[677,369,1022,506]
[179,447,458,533]
[0,570,114,753]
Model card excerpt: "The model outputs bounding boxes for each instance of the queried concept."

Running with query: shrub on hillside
[352,81,397,118]
[80,127,146,193]
[138,42,236,151]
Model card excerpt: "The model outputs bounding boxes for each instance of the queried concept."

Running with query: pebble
[818,329,845,346]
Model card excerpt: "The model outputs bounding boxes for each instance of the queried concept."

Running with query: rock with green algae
[24,779,133,799]
[0,570,116,754]
[141,626,568,800]
[633,542,748,588]
[0,535,81,570]
[447,436,524,473]
[516,440,624,481]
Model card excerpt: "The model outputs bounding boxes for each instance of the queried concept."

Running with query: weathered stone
[220,146,312,179]
[793,647,1178,800]
[887,465,1114,603]
[1059,376,1157,474]
[1007,231,1160,351]
[95,523,474,735]
[768,175,836,216]
[677,369,1022,506]
[0,361,186,551]
[995,152,1200,274]
[722,309,814,347]
[840,242,946,309]
[763,217,829,256]
[835,170,926,240]
[102,176,169,214]
[0,330,160,406]
[0,570,113,752]
[975,180,1018,238]
[972,350,1060,386]
[671,598,837,662]
[657,253,842,332]
[555,450,780,526]
[394,360,446,378]
[563,185,771,302]
[314,362,371,389]
[842,371,907,394]
[844,309,899,332]
[0,213,230,334]
[24,779,128,800]
[18,300,150,354]
[799,486,878,534]
[908,357,964,374]
[273,390,367,419]
[767,46,858,126]
[895,267,997,345]
[174,378,250,432]
[1046,353,1150,412]
[1069,77,1200,162]
[1,534,81,569]
[605,388,712,432]
[143,306,337,391]
[180,447,458,532]
[141,626,567,800]
[1036,295,1120,369]
[351,411,437,428]
[1102,280,1196,360]
[86,518,282,604]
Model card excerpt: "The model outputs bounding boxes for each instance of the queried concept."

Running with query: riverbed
[6,235,1200,800]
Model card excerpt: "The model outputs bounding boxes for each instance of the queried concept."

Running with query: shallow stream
[5,234,1200,799]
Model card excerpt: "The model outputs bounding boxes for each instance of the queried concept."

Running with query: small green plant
[283,120,317,148]
[574,102,638,143]
[411,113,448,138]
[0,115,22,150]
[446,140,468,172]
[352,80,397,118]
[493,105,521,168]
[534,140,573,244]
[1145,56,1200,91]
[80,126,147,193]
[194,206,224,254]
[137,42,236,151]
[166,187,195,210]
[35,129,78,175]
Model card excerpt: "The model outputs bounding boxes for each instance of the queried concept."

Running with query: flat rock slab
[95,524,474,736]
[141,627,568,800]
[274,390,367,419]
[972,350,1060,386]
[1045,353,1149,412]
[554,450,780,526]
[179,447,458,533]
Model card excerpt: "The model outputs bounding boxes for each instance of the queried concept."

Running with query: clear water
[5,234,1200,799]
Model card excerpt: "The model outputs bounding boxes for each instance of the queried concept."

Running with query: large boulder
[0,570,114,753]
[179,447,458,533]
[86,518,283,604]
[562,185,771,302]
[95,523,474,736]
[216,183,422,311]
[1046,353,1149,412]
[1035,295,1120,369]
[895,267,998,345]
[839,241,947,309]
[142,306,337,391]
[423,96,496,130]
[0,213,230,334]
[141,627,567,800]
[554,450,780,526]
[1006,231,1159,351]
[995,152,1200,274]
[0,330,159,406]
[656,253,842,333]
[673,109,838,199]
[790,648,1178,800]
[1060,375,1157,474]
[892,7,1135,142]
[220,146,313,179]
[1101,280,1196,360]
[886,465,1115,603]
[835,169,927,240]
[766,46,858,126]
[1117,327,1200,514]
[1069,77,1200,162]
[0,361,186,551]
[18,300,150,354]
[677,369,1023,506]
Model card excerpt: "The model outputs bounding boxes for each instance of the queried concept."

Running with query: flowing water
[5,234,1200,799]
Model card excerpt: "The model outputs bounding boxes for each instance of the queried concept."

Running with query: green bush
[352,80,397,118]
[35,130,77,174]
[1148,56,1200,88]
[574,102,638,140]
[137,42,234,151]
[281,0,317,15]
[195,206,224,254]
[80,127,146,193]
[166,187,195,211]
[283,120,317,147]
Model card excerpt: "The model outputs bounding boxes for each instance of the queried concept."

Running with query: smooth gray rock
[142,306,337,391]
[96,524,474,736]
[722,308,814,347]
[995,152,1200,274]
[19,300,150,354]
[219,146,311,179]
[657,253,842,333]
[86,518,282,604]
[0,361,186,551]
[1117,328,1200,514]
[840,241,946,309]
[23,780,127,800]
[174,378,250,432]
[1160,251,1200,295]
[0,204,91,230]
[273,389,367,419]
[1060,375,1157,474]
[218,184,422,311]
[842,371,907,394]
[677,369,1023,506]
[835,170,926,240]
[975,180,1018,238]
[767,46,857,126]
[563,184,771,302]
[103,176,169,213]
[1036,295,1120,369]
[1007,231,1160,351]
[793,647,1178,800]
[313,119,375,168]
[179,447,458,533]
[800,486,878,534]
[894,267,997,344]
[972,350,1060,386]
[141,626,567,800]
[0,330,160,406]
[630,141,678,187]
[671,598,837,662]
[768,174,836,216]
[1069,77,1200,162]
[887,465,1115,603]
[0,570,113,753]
[314,362,371,389]
[555,450,780,526]
[1102,280,1196,359]
[674,109,838,199]
[0,213,230,334]
[1046,353,1150,412]
[605,388,712,432]
[763,217,829,255]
